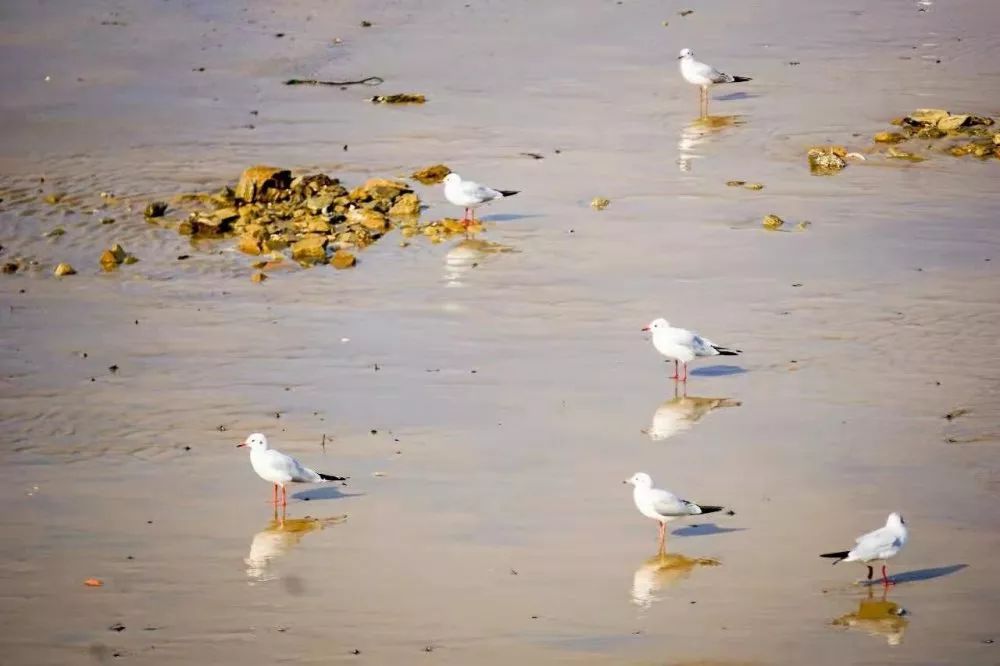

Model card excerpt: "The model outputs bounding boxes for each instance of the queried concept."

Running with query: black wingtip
[732,76,752,83]
[319,473,348,481]
[820,550,849,564]
[712,346,742,356]
[498,190,519,197]
[698,505,725,515]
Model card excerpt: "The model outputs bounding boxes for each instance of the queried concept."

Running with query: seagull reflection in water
[631,549,720,609]
[245,509,346,581]
[832,585,909,646]
[645,384,741,441]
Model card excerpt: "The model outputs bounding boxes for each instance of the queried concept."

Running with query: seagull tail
[712,346,741,356]
[696,505,724,515]
[319,473,348,481]
[498,190,519,198]
[731,75,752,83]
[820,550,850,564]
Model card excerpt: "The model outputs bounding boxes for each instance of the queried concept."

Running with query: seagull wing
[850,525,902,560]
[460,180,502,204]
[263,449,321,483]
[649,488,697,517]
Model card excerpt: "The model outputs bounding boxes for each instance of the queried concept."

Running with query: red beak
[641,326,650,332]
[236,442,247,448]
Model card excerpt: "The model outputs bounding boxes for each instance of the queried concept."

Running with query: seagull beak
[236,442,247,448]
[677,55,684,60]
[641,326,650,332]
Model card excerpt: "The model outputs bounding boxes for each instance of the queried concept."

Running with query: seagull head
[887,512,905,528]
[443,173,461,187]
[624,472,653,488]
[678,48,694,60]
[641,317,669,332]
[237,432,268,451]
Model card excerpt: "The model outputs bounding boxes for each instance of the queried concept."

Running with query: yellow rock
[251,272,268,283]
[291,235,327,265]
[389,192,421,217]
[234,166,291,203]
[100,249,119,272]
[349,178,409,202]
[330,250,356,269]
[744,183,764,191]
[590,197,611,210]
[238,235,262,255]
[795,221,812,231]
[908,108,950,126]
[887,146,925,162]
[874,131,905,144]
[411,164,451,185]
[53,262,76,276]
[725,180,745,187]
[762,214,784,231]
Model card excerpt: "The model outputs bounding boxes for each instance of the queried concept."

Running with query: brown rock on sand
[235,166,292,204]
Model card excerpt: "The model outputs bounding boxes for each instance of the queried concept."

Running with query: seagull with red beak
[237,433,347,507]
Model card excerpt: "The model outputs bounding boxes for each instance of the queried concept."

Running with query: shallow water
[1,0,999,664]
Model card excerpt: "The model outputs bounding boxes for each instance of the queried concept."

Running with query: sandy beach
[1,0,999,664]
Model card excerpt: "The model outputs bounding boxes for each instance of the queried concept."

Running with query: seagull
[442,173,518,226]
[821,513,909,586]
[678,48,752,117]
[237,433,348,507]
[624,472,724,552]
[642,318,741,381]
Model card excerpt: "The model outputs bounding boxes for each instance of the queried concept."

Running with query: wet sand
[1,0,1000,664]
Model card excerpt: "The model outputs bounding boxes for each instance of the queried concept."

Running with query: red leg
[670,359,679,380]
[681,362,688,382]
[882,564,894,587]
[657,522,666,552]
[270,483,278,505]
[281,486,287,507]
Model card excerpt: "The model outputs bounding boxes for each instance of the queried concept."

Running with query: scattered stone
[83,578,103,587]
[762,214,784,231]
[874,131,906,144]
[44,227,66,238]
[109,623,125,632]
[251,272,268,283]
[330,250,356,270]
[43,192,65,205]
[238,235,263,256]
[388,193,421,217]
[361,20,372,27]
[53,262,76,276]
[291,236,327,265]
[590,197,610,210]
[887,146,925,162]
[2,262,18,274]
[744,183,764,191]
[144,201,168,218]
[795,221,812,231]
[678,9,694,16]
[411,164,451,185]
[101,217,116,225]
[370,93,426,104]
[944,408,970,421]
[725,180,746,187]
[235,166,292,203]
[807,146,847,173]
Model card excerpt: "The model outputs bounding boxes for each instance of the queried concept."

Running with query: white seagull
[625,472,724,552]
[821,513,909,586]
[237,433,347,507]
[678,48,752,117]
[642,318,741,382]
[442,173,519,225]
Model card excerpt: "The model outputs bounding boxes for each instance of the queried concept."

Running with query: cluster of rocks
[159,165,469,276]
[808,109,999,174]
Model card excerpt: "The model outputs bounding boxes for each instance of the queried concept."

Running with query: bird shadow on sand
[715,91,759,101]
[862,563,968,586]
[689,364,746,377]
[480,213,544,223]
[292,486,364,502]
[672,523,745,537]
